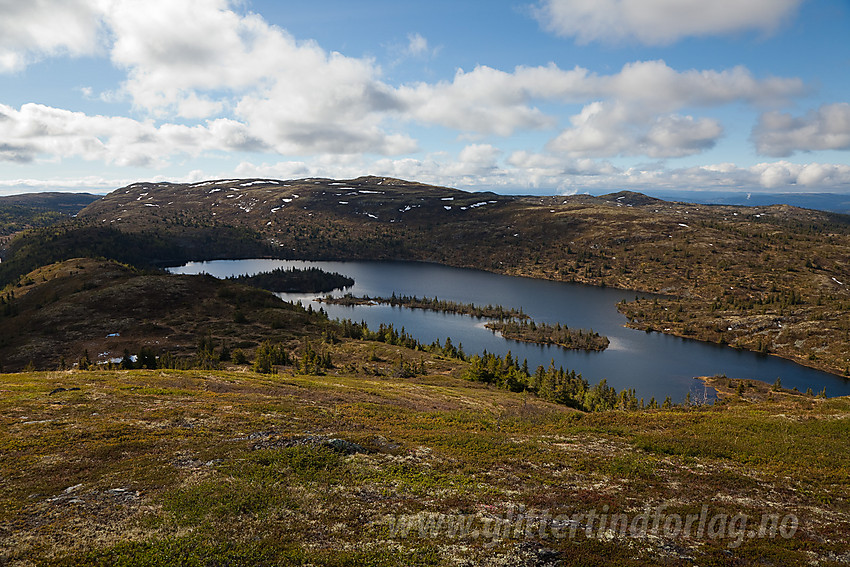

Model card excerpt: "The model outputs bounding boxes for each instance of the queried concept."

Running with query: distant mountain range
[0,192,100,237]
[0,192,100,212]
[639,190,850,214]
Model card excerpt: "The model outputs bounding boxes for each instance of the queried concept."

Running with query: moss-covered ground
[1,364,848,566]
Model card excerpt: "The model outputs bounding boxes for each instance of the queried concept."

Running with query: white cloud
[749,161,850,188]
[595,60,803,110]
[100,0,415,155]
[405,33,431,57]
[534,0,806,45]
[644,115,723,156]
[453,144,502,173]
[398,66,556,136]
[105,0,268,112]
[0,103,272,167]
[506,150,619,190]
[547,101,723,159]
[795,162,849,187]
[176,93,225,120]
[642,161,850,191]
[0,0,807,162]
[753,103,850,157]
[0,0,107,73]
[396,60,801,143]
[233,54,415,155]
[756,162,796,189]
[0,0,832,185]
[234,160,311,179]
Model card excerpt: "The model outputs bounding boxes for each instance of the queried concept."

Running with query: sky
[0,0,849,196]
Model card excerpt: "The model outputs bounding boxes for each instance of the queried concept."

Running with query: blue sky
[0,0,849,195]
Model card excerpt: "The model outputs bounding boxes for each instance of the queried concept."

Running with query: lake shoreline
[168,255,850,378]
[168,259,850,400]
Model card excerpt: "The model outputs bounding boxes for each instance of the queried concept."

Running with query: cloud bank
[754,103,850,157]
[0,0,845,196]
[533,0,806,45]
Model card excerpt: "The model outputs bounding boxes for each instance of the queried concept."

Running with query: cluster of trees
[336,319,467,359]
[485,319,609,351]
[228,267,353,293]
[296,342,333,375]
[464,353,675,412]
[392,356,427,378]
[252,340,292,373]
[1,292,16,317]
[337,320,422,350]
[463,351,529,392]
[361,293,527,320]
[334,318,669,413]
[250,340,333,375]
[710,288,806,312]
[463,352,614,411]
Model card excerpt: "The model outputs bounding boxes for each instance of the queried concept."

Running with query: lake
[168,259,850,402]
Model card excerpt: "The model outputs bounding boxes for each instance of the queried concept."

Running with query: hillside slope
[0,258,326,371]
[74,177,850,376]
[0,192,100,239]
[1,367,847,566]
[0,191,100,213]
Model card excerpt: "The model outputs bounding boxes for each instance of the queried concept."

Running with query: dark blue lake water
[168,259,850,402]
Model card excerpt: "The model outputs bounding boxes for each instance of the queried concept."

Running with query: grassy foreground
[1,363,849,566]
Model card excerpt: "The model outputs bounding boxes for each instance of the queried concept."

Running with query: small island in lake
[319,293,527,319]
[228,266,353,293]
[319,293,608,351]
[486,319,609,351]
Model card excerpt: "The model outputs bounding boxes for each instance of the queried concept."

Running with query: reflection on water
[168,259,850,402]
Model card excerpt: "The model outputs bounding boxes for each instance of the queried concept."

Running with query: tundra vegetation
[1,364,847,566]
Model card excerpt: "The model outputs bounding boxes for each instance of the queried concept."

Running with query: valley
[70,176,850,377]
[1,178,849,565]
